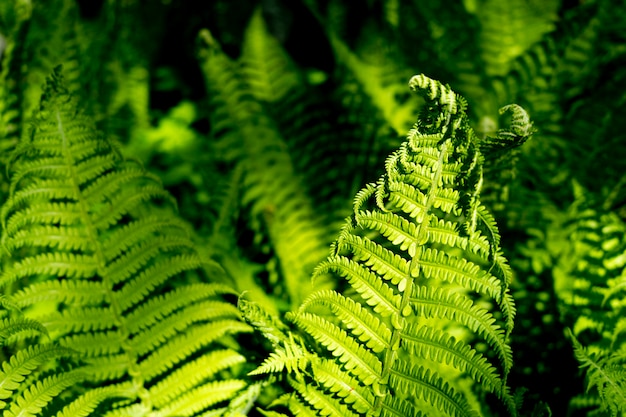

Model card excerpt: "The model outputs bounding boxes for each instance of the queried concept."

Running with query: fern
[252,74,528,416]
[555,189,626,416]
[3,1,626,415]
[470,0,560,77]
[0,0,30,169]
[568,329,626,417]
[0,298,131,416]
[198,28,336,309]
[0,67,254,415]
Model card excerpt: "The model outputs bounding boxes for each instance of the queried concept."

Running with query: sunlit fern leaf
[289,378,361,417]
[248,333,311,378]
[198,29,334,309]
[0,340,76,408]
[0,67,253,415]
[54,386,134,417]
[310,358,374,413]
[257,74,520,416]
[0,316,47,342]
[218,380,265,416]
[5,371,85,417]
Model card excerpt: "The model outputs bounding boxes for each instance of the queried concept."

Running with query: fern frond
[149,349,247,408]
[471,0,559,77]
[311,358,374,413]
[302,289,392,354]
[54,385,133,417]
[290,378,361,417]
[0,316,47,343]
[389,362,478,417]
[568,329,626,417]
[5,370,85,417]
[249,337,310,377]
[401,324,507,397]
[156,380,248,417]
[556,197,626,415]
[0,304,115,417]
[198,28,335,308]
[278,74,520,416]
[0,0,31,168]
[0,67,254,415]
[240,8,301,104]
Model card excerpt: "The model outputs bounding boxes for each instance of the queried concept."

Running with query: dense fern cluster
[1,0,626,416]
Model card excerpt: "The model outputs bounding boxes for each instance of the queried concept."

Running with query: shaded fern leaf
[568,329,626,417]
[478,104,534,210]
[240,9,382,236]
[557,194,626,416]
[0,67,253,415]
[261,75,520,416]
[471,0,559,77]
[198,28,334,309]
[240,8,301,105]
[0,0,31,169]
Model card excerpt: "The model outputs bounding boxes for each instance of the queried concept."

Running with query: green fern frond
[471,0,559,77]
[0,303,122,417]
[0,0,31,168]
[240,8,301,104]
[198,29,335,308]
[389,361,479,417]
[5,370,85,417]
[568,329,626,417]
[0,316,47,342]
[556,196,626,415]
[249,336,310,377]
[289,377,361,417]
[54,385,133,417]
[0,67,254,415]
[270,74,521,416]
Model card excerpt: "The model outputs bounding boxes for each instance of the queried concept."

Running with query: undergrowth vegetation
[0,0,625,416]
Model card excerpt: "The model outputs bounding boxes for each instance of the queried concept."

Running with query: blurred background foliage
[2,0,626,415]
